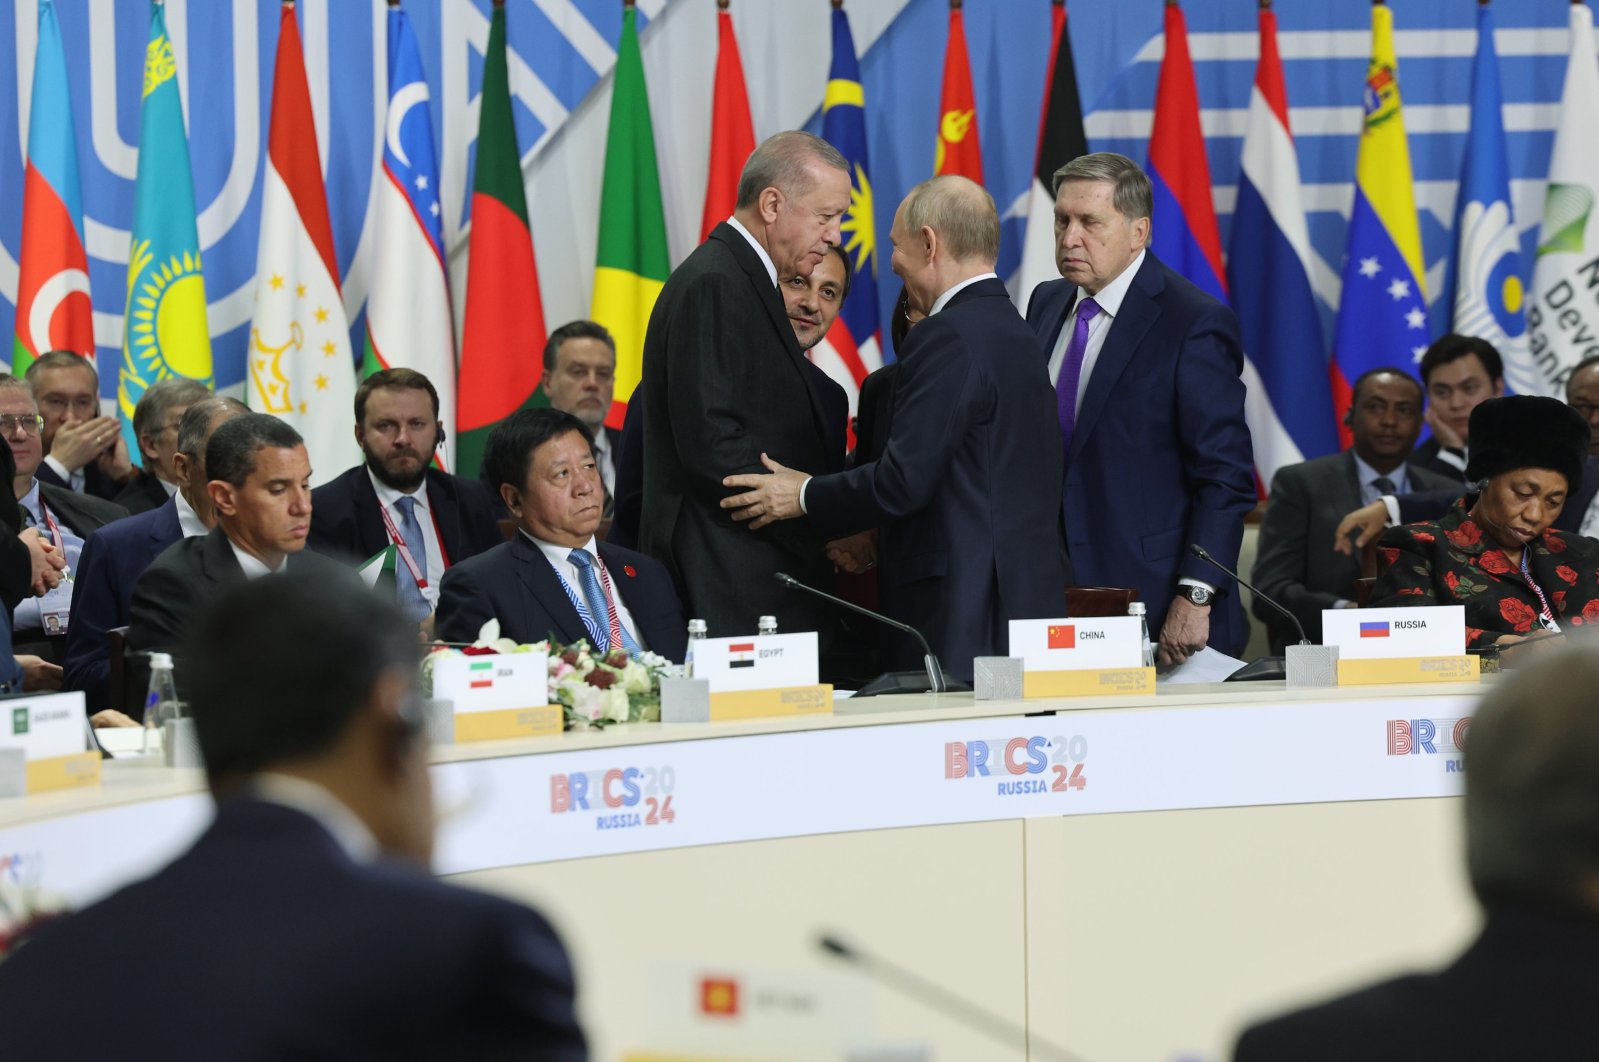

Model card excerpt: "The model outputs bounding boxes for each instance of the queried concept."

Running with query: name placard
[691,633,818,693]
[431,653,561,742]
[1322,606,1465,660]
[0,691,101,795]
[1008,617,1142,671]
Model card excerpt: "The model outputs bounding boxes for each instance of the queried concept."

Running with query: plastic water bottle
[757,615,778,637]
[684,619,707,678]
[142,653,179,757]
[1128,602,1155,667]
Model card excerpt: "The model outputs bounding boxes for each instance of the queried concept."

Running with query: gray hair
[132,377,212,445]
[1465,643,1599,909]
[1051,152,1153,223]
[735,131,849,211]
[0,373,34,404]
[24,349,98,388]
[176,395,248,459]
[903,175,1000,264]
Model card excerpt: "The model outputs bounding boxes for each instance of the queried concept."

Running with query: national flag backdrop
[699,1,755,245]
[1228,1,1337,486]
[247,1,357,485]
[590,2,669,430]
[1330,2,1429,436]
[365,1,455,470]
[456,0,545,478]
[1014,0,1087,310]
[934,3,982,181]
[12,0,91,377]
[812,3,881,415]
[118,0,215,461]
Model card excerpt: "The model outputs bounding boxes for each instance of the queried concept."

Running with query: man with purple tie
[1025,153,1254,663]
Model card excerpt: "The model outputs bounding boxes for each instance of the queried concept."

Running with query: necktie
[569,548,640,653]
[1373,475,1398,497]
[1055,296,1102,455]
[394,496,430,621]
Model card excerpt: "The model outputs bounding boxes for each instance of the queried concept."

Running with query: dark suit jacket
[608,402,644,550]
[36,455,123,502]
[436,533,687,662]
[1233,905,1599,1062]
[852,362,898,467]
[0,797,587,1061]
[1394,454,1599,535]
[37,480,127,539]
[638,221,848,643]
[1409,436,1469,484]
[306,465,504,569]
[1026,254,1256,654]
[805,278,1065,680]
[112,467,172,515]
[1253,452,1458,649]
[63,498,184,711]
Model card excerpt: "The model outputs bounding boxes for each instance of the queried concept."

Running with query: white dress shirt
[174,490,208,539]
[1047,249,1146,416]
[928,272,1000,316]
[725,215,778,288]
[42,454,83,493]
[368,468,445,608]
[1353,454,1412,506]
[523,530,641,645]
[229,538,287,579]
[252,773,379,864]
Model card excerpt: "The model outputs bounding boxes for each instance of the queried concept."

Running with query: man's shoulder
[1274,451,1351,487]
[310,465,369,507]
[598,540,667,578]
[1234,972,1439,1062]
[1408,461,1463,492]
[84,501,171,550]
[446,539,515,578]
[425,468,493,508]
[42,482,129,528]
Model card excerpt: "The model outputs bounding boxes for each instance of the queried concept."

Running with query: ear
[758,185,783,225]
[208,480,235,517]
[137,434,160,464]
[434,421,446,447]
[353,421,366,448]
[920,225,937,260]
[172,452,192,489]
[1343,407,1354,428]
[499,483,522,515]
[1130,215,1152,251]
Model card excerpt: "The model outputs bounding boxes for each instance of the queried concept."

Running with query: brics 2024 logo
[945,734,1087,796]
[1387,717,1471,756]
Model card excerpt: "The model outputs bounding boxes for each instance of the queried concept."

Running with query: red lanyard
[377,498,450,589]
[36,496,63,555]
[1520,551,1561,632]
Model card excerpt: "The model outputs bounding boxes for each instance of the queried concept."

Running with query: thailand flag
[1227,4,1338,487]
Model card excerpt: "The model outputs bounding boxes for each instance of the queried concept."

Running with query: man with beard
[307,369,503,623]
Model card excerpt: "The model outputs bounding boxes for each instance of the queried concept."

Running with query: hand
[826,530,877,573]
[49,416,121,474]
[90,709,139,728]
[1495,632,1564,668]
[1157,595,1210,666]
[20,528,66,595]
[417,612,436,642]
[1332,500,1390,556]
[95,428,136,485]
[1426,405,1465,451]
[721,453,809,530]
[16,654,61,692]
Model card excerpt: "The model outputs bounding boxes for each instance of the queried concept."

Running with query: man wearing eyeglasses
[25,350,135,502]
[0,375,127,663]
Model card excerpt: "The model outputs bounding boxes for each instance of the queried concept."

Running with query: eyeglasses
[0,414,44,436]
[37,394,98,417]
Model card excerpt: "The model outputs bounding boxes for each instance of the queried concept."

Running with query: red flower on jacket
[1546,534,1568,554]
[1379,546,1401,568]
[1478,551,1512,576]
[1558,565,1579,586]
[1446,523,1482,548]
[1443,571,1460,593]
[1411,531,1436,544]
[1500,598,1537,632]
[1584,600,1599,624]
[624,565,636,578]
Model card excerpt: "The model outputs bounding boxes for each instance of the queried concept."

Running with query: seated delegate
[1370,396,1599,653]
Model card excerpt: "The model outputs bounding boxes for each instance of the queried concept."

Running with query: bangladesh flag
[457,0,547,478]
[590,2,669,430]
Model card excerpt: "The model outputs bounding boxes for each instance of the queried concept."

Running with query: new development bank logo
[944,733,1088,795]
[1388,715,1472,772]
[550,763,678,830]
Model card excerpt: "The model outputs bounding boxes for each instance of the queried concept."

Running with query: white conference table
[0,680,1486,1061]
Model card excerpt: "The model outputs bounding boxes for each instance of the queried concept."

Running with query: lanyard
[1520,550,1562,632]
[377,499,434,589]
[35,496,63,555]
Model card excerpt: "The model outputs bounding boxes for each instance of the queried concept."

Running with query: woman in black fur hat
[1370,395,1599,657]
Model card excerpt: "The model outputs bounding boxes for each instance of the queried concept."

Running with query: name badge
[1007,617,1142,671]
[39,579,72,636]
[691,633,819,693]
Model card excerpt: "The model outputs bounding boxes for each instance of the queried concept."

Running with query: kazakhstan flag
[118,2,213,452]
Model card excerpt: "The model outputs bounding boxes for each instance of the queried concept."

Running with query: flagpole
[832,0,844,9]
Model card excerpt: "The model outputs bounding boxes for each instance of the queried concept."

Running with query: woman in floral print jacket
[1371,396,1599,653]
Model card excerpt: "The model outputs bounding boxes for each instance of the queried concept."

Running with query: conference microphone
[1188,543,1303,682]
[816,932,1090,1062]
[773,572,967,696]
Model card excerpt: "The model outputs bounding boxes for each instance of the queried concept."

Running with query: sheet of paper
[1158,646,1245,684]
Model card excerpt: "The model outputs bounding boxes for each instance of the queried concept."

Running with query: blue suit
[1026,253,1255,654]
[63,497,183,711]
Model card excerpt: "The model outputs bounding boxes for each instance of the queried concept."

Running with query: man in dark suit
[1253,368,1457,650]
[1025,153,1255,662]
[128,414,351,672]
[65,396,248,713]
[25,349,135,501]
[438,409,685,661]
[541,320,623,508]
[1233,648,1599,1061]
[1411,333,1505,482]
[0,573,587,1061]
[722,177,1065,681]
[308,369,502,624]
[638,131,851,646]
[112,376,211,515]
[0,375,126,664]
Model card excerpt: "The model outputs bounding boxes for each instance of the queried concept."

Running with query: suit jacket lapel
[424,470,463,564]
[152,500,181,549]
[1071,258,1161,463]
[1040,284,1075,359]
[1336,452,1364,515]
[349,468,388,558]
[199,529,244,585]
[510,534,587,645]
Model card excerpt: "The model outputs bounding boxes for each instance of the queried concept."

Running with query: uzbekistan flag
[1148,1,1226,305]
[1014,0,1088,309]
[457,0,546,477]
[590,2,669,430]
[699,1,755,244]
[248,1,358,486]
[813,4,882,416]
[1330,2,1428,439]
[1228,1,1338,487]
[365,2,455,471]
[934,2,982,181]
[1359,621,1391,638]
[119,0,215,460]
[13,0,92,376]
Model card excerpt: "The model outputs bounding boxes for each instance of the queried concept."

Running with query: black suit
[36,481,127,538]
[112,467,172,515]
[1233,905,1599,1062]
[608,402,644,550]
[805,278,1065,680]
[436,534,687,662]
[639,221,848,643]
[1409,436,1469,484]
[852,363,898,467]
[36,455,122,501]
[307,465,504,568]
[0,797,587,1061]
[1253,452,1459,649]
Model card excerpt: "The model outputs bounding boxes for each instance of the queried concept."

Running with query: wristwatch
[1180,584,1214,607]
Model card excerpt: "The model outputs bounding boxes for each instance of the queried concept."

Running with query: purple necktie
[1055,296,1102,453]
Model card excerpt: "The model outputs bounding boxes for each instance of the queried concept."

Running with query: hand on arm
[721,454,810,530]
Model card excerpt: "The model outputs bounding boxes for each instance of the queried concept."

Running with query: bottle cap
[149,652,175,669]
[687,619,708,634]
[758,615,777,628]
[1127,602,1147,616]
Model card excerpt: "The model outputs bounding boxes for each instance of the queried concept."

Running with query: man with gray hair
[114,376,213,515]
[722,176,1064,681]
[1233,645,1599,1058]
[638,130,851,648]
[1025,152,1253,665]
